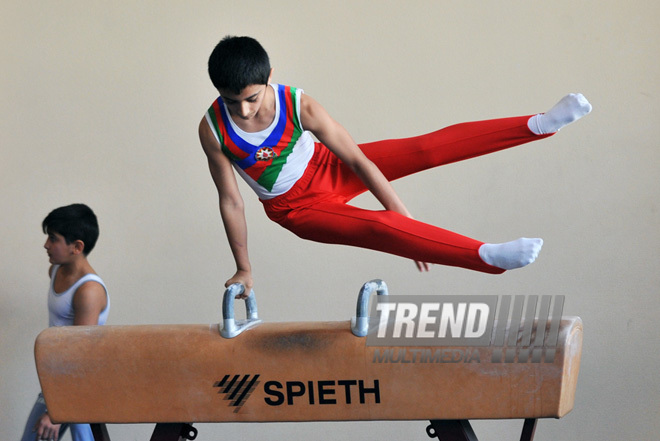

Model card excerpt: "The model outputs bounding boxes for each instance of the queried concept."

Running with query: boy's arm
[199,118,254,296]
[72,281,107,325]
[300,94,430,272]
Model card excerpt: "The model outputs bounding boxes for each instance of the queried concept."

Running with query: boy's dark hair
[208,35,271,94]
[42,204,99,255]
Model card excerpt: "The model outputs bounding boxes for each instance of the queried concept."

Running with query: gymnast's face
[218,84,269,122]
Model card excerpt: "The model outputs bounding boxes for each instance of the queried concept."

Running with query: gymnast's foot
[478,238,543,270]
[527,93,592,135]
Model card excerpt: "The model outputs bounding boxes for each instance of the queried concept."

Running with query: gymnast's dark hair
[208,35,271,94]
[42,203,99,255]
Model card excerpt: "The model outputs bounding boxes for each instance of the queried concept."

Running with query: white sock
[527,93,592,135]
[479,238,543,270]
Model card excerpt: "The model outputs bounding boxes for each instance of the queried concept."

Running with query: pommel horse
[35,281,583,441]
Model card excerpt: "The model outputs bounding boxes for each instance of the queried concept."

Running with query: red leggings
[262,115,551,274]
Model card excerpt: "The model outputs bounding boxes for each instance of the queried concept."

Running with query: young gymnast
[20,204,109,441]
[198,36,592,297]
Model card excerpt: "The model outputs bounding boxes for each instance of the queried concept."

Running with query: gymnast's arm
[199,118,253,297]
[299,94,430,272]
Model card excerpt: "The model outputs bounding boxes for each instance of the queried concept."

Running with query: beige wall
[2,1,658,439]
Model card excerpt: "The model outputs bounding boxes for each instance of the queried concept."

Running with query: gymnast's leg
[356,115,546,184]
[355,93,592,186]
[278,201,506,273]
[306,94,592,200]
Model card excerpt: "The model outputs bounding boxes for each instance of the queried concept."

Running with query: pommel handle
[351,279,388,337]
[219,284,262,338]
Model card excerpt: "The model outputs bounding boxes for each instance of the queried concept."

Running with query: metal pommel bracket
[219,284,262,338]
[351,279,388,337]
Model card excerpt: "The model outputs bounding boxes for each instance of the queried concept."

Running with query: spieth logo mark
[214,374,261,413]
[214,376,381,412]
[367,295,565,363]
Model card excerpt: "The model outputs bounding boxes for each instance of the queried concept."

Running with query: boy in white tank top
[20,204,109,441]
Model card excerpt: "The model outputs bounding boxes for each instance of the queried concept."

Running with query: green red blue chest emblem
[255,147,277,161]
